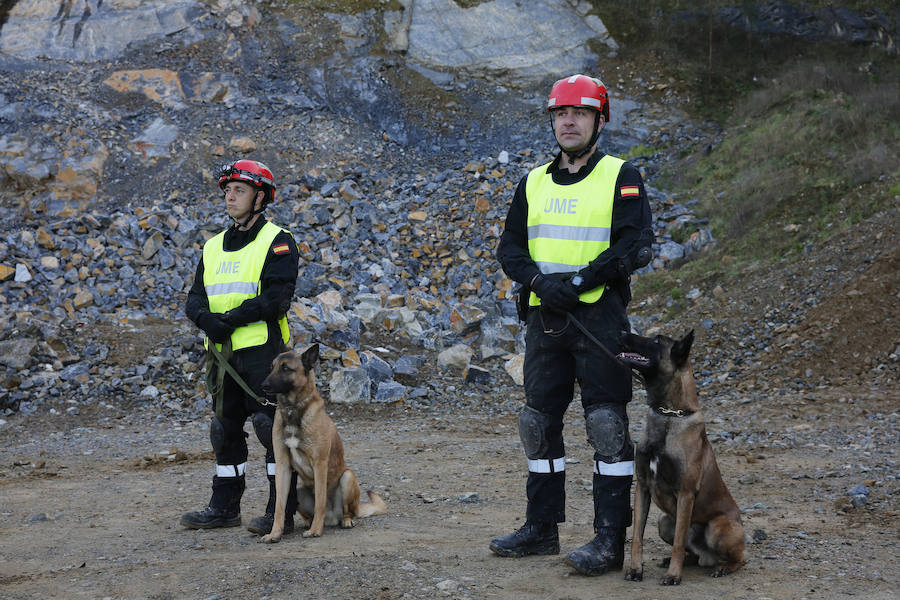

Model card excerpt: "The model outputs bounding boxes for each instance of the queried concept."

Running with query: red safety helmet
[218,159,276,206]
[547,74,609,123]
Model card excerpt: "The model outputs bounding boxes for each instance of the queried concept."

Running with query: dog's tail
[355,490,387,518]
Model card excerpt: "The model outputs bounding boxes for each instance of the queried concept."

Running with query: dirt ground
[0,374,897,600]
[2,207,899,599]
[1,214,898,600]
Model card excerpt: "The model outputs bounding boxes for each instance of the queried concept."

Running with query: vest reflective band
[202,221,291,351]
[525,155,624,305]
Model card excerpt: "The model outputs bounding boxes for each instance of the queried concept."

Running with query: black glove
[573,259,623,294]
[221,307,247,327]
[196,312,236,344]
[531,274,579,313]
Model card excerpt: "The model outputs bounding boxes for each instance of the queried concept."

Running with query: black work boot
[489,521,560,557]
[564,527,626,575]
[181,475,243,529]
[247,473,297,535]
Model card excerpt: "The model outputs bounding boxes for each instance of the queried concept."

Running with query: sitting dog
[619,330,746,585]
[258,344,386,542]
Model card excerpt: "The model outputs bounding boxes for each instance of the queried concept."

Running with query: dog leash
[551,309,645,385]
[207,340,277,411]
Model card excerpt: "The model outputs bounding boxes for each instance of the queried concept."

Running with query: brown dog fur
[620,330,746,585]
[257,344,386,543]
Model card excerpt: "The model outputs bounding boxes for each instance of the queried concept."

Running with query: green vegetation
[590,0,899,300]
[684,50,898,260]
[282,0,403,13]
[623,144,658,161]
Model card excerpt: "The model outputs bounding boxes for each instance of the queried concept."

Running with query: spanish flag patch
[620,185,640,198]
[272,243,290,255]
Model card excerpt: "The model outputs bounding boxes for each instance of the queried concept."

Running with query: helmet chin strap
[230,190,267,229]
[231,211,256,229]
[559,111,601,165]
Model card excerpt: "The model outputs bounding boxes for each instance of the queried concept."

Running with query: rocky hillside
[0,0,896,420]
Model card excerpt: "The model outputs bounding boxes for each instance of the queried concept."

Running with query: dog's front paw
[259,533,281,544]
[302,529,322,538]
[660,574,682,586]
[624,568,643,581]
[340,518,354,529]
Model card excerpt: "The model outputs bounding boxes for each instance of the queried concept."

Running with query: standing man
[490,74,653,576]
[181,159,300,535]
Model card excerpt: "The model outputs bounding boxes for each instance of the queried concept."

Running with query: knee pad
[252,411,274,449]
[585,403,627,461]
[518,405,552,459]
[209,417,227,454]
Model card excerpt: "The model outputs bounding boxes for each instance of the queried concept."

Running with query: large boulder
[405,0,618,81]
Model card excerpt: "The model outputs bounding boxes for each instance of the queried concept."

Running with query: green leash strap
[206,339,275,420]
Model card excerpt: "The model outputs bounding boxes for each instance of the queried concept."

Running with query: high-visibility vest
[525,155,623,305]
[202,221,292,351]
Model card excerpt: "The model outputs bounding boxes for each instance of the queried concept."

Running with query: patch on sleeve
[620,185,640,198]
[272,243,290,255]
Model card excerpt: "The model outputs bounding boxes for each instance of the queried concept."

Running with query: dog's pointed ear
[300,343,320,372]
[671,329,694,367]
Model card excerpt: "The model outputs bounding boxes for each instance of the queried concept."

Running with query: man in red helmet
[490,74,654,576]
[181,159,300,534]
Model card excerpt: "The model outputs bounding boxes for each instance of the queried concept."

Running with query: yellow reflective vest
[202,221,292,351]
[525,155,623,305]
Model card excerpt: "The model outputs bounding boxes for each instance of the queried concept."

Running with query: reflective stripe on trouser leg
[267,462,276,476]
[528,457,566,474]
[593,460,634,476]
[525,453,566,524]
[215,462,247,478]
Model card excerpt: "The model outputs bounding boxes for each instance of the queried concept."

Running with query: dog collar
[654,406,693,418]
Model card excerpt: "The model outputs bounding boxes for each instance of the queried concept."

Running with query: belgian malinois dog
[258,344,386,543]
[618,330,746,585]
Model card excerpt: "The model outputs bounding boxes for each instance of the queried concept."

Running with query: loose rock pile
[0,0,721,419]
[0,140,716,418]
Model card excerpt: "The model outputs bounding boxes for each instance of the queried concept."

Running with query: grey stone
[374,381,407,403]
[0,338,39,369]
[329,368,370,404]
[14,263,32,283]
[131,118,179,159]
[361,351,393,384]
[437,344,473,371]
[657,240,686,262]
[464,364,491,385]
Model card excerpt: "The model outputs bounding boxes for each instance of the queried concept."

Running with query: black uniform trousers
[215,347,279,470]
[522,289,634,529]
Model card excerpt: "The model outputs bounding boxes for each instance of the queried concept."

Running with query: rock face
[1,0,207,62]
[405,0,618,81]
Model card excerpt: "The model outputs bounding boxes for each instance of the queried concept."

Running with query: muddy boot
[489,521,560,557]
[564,527,625,575]
[180,475,243,529]
[247,472,297,535]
